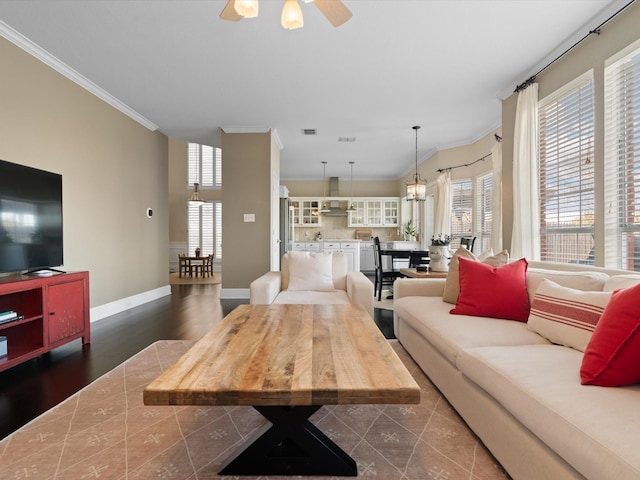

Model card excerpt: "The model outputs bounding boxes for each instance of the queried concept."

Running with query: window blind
[604,42,640,271]
[475,173,492,253]
[538,72,595,264]
[187,143,222,188]
[187,201,222,259]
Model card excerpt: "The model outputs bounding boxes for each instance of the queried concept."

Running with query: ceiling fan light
[281,0,304,30]
[234,0,259,18]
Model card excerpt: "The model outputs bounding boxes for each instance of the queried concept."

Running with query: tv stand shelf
[0,271,89,372]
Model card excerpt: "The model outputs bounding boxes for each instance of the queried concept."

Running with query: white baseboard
[220,288,249,299]
[90,285,171,322]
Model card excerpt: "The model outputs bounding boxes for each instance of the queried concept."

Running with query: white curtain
[490,141,503,252]
[511,84,540,260]
[434,171,452,239]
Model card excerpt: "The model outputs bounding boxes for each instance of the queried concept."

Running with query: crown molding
[0,20,158,131]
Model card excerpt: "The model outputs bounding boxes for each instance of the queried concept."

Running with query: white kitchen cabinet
[291,242,321,252]
[321,242,360,272]
[289,198,321,225]
[359,241,375,272]
[348,198,400,227]
[382,199,400,226]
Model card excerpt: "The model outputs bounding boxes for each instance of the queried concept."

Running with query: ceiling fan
[220,0,352,29]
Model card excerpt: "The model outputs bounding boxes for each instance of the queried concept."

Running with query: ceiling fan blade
[220,0,243,21]
[313,0,352,27]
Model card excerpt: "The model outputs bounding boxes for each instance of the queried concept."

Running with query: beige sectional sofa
[250,251,374,318]
[393,260,640,480]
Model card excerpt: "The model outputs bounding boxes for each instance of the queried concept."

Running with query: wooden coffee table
[143,303,420,476]
[399,267,448,278]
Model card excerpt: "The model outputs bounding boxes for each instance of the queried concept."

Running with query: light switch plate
[243,213,255,222]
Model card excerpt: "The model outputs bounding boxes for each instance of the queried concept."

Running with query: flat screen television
[0,159,63,274]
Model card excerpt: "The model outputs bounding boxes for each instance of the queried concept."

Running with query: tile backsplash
[293,214,401,241]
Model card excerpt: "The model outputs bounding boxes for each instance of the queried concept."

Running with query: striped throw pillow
[527,279,611,352]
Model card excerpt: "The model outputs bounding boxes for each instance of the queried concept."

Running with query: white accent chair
[250,251,374,318]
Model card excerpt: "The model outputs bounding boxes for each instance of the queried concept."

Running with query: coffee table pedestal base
[219,405,357,476]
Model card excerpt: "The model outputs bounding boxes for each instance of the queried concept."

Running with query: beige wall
[0,37,169,309]
[501,1,640,260]
[221,131,276,288]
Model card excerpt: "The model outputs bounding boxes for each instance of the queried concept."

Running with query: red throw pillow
[450,257,530,322]
[580,283,640,387]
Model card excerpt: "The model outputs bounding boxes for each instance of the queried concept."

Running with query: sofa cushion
[526,268,608,304]
[442,247,509,304]
[527,279,610,352]
[394,296,549,365]
[286,251,335,291]
[581,283,640,387]
[450,258,530,322]
[603,274,640,292]
[457,344,640,480]
[281,252,348,291]
[273,289,351,305]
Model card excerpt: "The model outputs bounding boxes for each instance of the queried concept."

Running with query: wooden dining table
[144,304,420,476]
[178,254,211,277]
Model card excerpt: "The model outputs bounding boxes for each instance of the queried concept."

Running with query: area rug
[374,288,395,310]
[0,340,509,480]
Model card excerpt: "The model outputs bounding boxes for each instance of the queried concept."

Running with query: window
[451,179,473,249]
[604,41,640,271]
[188,143,221,188]
[188,201,222,259]
[475,173,492,253]
[538,72,595,264]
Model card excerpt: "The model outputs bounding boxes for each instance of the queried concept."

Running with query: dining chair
[460,236,476,253]
[373,236,405,301]
[178,254,191,278]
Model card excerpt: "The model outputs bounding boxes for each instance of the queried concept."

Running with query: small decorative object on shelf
[429,234,451,272]
[0,336,7,357]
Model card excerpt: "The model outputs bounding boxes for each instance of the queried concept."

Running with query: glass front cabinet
[348,198,399,227]
[290,199,320,225]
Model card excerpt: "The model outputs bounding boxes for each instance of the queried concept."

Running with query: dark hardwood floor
[0,283,394,440]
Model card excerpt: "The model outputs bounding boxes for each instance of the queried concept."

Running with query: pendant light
[188,182,206,204]
[346,161,356,212]
[406,125,427,202]
[320,161,331,213]
[281,0,304,30]
[234,0,259,18]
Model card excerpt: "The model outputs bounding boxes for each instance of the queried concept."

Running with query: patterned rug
[0,340,509,479]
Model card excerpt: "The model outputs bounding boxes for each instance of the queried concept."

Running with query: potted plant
[429,234,451,272]
[404,219,417,241]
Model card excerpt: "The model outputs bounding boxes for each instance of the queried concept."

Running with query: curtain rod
[514,0,636,92]
[436,133,502,173]
[437,152,492,173]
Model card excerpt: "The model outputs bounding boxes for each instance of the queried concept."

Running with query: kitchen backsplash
[293,215,402,241]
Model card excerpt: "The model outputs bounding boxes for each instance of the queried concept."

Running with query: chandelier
[406,126,427,202]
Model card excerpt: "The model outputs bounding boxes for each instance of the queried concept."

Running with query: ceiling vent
[301,128,317,135]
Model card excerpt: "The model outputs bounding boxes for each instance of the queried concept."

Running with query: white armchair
[250,251,374,318]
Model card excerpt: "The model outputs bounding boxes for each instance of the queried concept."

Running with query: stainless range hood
[323,177,348,217]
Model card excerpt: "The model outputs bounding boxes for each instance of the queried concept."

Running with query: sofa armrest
[249,272,282,304]
[394,278,445,299]
[346,272,374,318]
